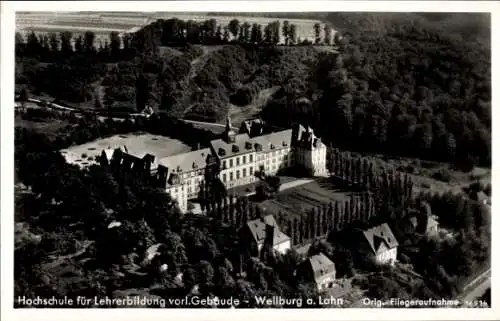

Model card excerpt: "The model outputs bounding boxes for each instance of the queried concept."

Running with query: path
[458,268,491,303]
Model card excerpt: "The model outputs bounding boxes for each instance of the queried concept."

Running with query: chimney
[264,224,275,248]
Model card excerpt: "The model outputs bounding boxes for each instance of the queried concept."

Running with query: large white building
[98,117,328,213]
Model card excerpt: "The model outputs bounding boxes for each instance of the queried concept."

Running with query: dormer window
[218,148,226,156]
[282,141,287,146]
[245,142,252,150]
[254,143,262,151]
[270,144,275,150]
[232,145,240,153]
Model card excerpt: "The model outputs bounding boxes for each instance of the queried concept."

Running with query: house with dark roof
[407,214,439,236]
[358,223,399,266]
[240,215,291,257]
[471,191,491,206]
[297,253,336,291]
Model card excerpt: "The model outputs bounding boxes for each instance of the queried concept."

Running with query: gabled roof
[472,191,489,203]
[158,148,211,174]
[292,124,325,150]
[250,129,293,153]
[361,223,399,254]
[210,133,253,159]
[246,215,290,246]
[307,253,336,284]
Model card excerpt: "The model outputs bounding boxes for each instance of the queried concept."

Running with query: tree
[228,19,240,39]
[313,23,321,44]
[59,31,73,55]
[282,20,290,45]
[288,24,297,45]
[19,88,29,112]
[84,31,96,52]
[250,23,263,44]
[324,24,332,45]
[135,73,150,112]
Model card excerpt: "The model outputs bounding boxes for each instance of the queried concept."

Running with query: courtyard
[60,133,192,168]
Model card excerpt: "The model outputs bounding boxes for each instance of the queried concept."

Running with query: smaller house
[408,214,440,236]
[240,215,291,257]
[471,191,491,206]
[297,253,336,291]
[358,223,399,266]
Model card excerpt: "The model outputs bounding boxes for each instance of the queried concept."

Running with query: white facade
[256,239,291,255]
[165,183,188,213]
[316,276,336,291]
[375,244,397,266]
[220,151,257,188]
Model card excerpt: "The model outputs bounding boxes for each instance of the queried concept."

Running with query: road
[181,118,237,131]
[458,268,491,303]
[347,268,491,308]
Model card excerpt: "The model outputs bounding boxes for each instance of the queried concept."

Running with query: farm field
[16,12,334,45]
[255,177,354,219]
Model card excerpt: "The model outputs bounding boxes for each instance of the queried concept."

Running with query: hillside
[16,13,491,167]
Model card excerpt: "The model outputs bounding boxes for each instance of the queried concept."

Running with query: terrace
[255,177,354,219]
[60,133,191,168]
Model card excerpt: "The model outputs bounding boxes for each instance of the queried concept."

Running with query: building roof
[472,191,489,203]
[250,129,293,153]
[158,148,211,174]
[210,133,253,159]
[361,223,399,254]
[293,124,325,150]
[246,215,290,246]
[307,253,336,284]
[426,216,439,229]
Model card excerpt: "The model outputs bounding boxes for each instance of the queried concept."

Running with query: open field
[256,177,353,219]
[60,133,191,168]
[16,12,334,45]
[15,115,73,137]
[364,154,492,196]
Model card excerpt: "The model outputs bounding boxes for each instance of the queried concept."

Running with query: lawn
[256,177,353,219]
[15,115,73,139]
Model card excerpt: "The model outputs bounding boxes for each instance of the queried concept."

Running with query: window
[243,155,246,164]
[188,187,192,193]
[236,157,240,166]
[222,160,227,168]
[236,170,240,179]
[229,159,233,167]
[249,166,253,175]
[243,168,246,177]
[230,172,233,181]
[222,173,227,182]
[249,154,253,162]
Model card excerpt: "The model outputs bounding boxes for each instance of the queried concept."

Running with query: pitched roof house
[298,253,336,291]
[241,215,291,257]
[359,223,399,266]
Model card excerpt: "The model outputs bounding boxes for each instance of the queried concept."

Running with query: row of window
[222,166,254,182]
[223,154,254,169]
[222,149,293,169]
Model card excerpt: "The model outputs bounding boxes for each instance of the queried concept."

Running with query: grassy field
[15,115,73,138]
[256,177,353,219]
[16,12,334,45]
[364,154,492,196]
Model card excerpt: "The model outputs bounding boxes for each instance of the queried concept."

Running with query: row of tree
[16,17,336,61]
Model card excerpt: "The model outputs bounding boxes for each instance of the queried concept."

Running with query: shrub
[432,169,451,182]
